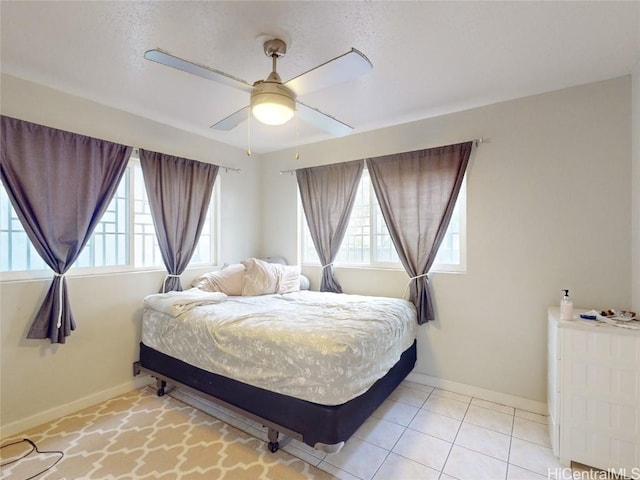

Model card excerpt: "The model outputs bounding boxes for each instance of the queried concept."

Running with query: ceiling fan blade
[144,49,253,93]
[210,106,250,130]
[285,48,372,97]
[296,101,353,137]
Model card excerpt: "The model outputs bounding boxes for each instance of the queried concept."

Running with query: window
[0,189,49,272]
[75,167,130,268]
[301,168,466,271]
[1,157,217,277]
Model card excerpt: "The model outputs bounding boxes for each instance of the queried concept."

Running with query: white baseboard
[406,371,547,415]
[0,375,154,440]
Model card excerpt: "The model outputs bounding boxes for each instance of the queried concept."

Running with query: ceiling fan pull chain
[246,108,252,156]
[295,115,300,160]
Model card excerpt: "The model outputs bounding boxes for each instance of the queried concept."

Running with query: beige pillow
[241,258,284,296]
[278,265,301,294]
[192,263,245,296]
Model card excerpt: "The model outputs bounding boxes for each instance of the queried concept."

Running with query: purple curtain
[139,150,219,293]
[296,160,363,292]
[366,142,472,324]
[0,116,132,343]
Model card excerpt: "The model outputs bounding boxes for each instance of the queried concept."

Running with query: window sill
[301,263,466,275]
[0,264,217,284]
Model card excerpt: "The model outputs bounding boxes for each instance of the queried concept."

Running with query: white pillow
[192,263,245,296]
[299,274,311,290]
[278,265,301,294]
[241,258,284,296]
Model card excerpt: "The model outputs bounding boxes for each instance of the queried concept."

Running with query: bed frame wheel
[267,428,279,452]
[156,379,167,397]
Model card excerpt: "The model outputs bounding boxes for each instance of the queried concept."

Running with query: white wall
[632,63,640,312]
[0,74,262,435]
[260,77,633,404]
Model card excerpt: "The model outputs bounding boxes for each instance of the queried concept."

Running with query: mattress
[142,290,417,406]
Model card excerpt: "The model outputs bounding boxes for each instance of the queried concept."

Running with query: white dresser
[548,307,640,472]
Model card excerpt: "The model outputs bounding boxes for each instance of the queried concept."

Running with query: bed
[134,260,417,453]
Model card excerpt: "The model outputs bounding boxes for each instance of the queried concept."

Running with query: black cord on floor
[0,438,64,480]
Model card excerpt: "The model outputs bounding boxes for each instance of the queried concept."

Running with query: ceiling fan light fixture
[250,81,296,126]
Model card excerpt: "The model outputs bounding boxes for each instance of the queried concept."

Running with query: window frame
[0,156,219,282]
[299,169,467,273]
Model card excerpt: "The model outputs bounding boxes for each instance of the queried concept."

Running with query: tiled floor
[173,379,567,480]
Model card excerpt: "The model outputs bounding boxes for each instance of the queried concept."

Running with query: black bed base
[134,340,416,452]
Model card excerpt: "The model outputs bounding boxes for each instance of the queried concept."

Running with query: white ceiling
[2,1,639,154]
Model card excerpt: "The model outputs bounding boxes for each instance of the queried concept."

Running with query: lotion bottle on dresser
[560,289,573,320]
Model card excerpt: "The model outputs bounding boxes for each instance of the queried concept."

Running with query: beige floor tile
[422,395,470,420]
[443,445,508,480]
[464,404,514,435]
[509,437,562,476]
[372,452,440,480]
[316,462,361,480]
[323,437,388,480]
[400,380,436,394]
[352,415,406,450]
[371,399,419,427]
[512,417,551,447]
[408,409,461,442]
[388,384,431,408]
[391,428,452,471]
[454,422,511,461]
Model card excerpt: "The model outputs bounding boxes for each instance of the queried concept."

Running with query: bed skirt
[137,340,416,450]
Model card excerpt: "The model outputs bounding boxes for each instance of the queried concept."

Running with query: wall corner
[632,60,640,311]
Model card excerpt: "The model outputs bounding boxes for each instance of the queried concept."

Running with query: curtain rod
[131,148,241,174]
[279,137,486,175]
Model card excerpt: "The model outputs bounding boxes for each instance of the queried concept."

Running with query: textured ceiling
[1,1,639,154]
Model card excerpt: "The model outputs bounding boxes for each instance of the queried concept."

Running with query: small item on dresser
[600,309,637,321]
[560,289,573,320]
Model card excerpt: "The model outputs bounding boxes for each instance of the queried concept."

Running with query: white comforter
[145,289,227,317]
[142,291,417,406]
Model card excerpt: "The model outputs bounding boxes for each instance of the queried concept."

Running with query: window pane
[302,223,320,264]
[0,187,48,271]
[133,164,163,268]
[71,168,129,269]
[371,173,400,264]
[301,168,464,270]
[335,172,370,264]
[433,200,461,265]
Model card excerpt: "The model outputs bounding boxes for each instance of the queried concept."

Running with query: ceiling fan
[144,38,372,137]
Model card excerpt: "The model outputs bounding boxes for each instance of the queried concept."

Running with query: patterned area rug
[0,387,335,479]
